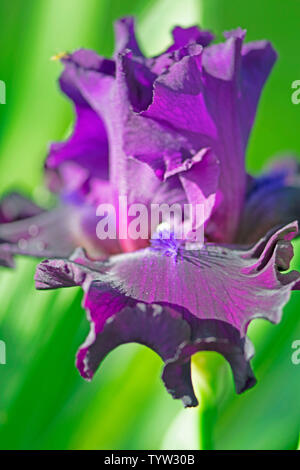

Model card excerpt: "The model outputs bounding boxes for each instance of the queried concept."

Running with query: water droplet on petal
[18,239,27,250]
[36,241,46,251]
[152,304,163,316]
[28,224,39,237]
[137,302,147,312]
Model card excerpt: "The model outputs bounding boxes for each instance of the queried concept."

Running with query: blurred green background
[0,0,299,450]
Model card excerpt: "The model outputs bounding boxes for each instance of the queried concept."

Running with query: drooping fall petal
[35,222,299,406]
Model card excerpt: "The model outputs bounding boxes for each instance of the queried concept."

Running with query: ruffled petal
[50,19,277,245]
[35,253,254,406]
[53,27,214,224]
[54,22,276,245]
[162,317,256,406]
[55,48,152,200]
[114,17,144,57]
[59,49,115,105]
[91,223,299,334]
[34,222,299,406]
[55,48,192,234]
[168,25,214,51]
[134,32,277,241]
[119,51,157,112]
[77,293,191,382]
[165,148,220,230]
[122,44,204,179]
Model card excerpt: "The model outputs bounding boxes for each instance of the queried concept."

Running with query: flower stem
[197,391,217,450]
[191,352,228,450]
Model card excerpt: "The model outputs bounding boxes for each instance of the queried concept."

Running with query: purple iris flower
[1,17,300,406]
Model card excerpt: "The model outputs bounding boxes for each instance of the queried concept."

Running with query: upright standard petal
[53,46,194,240]
[46,104,109,193]
[167,25,214,50]
[133,32,277,241]
[45,48,115,195]
[114,17,144,57]
[45,18,278,248]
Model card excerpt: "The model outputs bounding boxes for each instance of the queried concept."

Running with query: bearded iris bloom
[1,17,300,406]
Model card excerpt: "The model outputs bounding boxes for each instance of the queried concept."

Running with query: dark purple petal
[34,222,299,406]
[56,52,125,194]
[120,52,157,112]
[77,293,191,382]
[0,192,44,223]
[114,17,143,57]
[168,26,214,51]
[93,223,299,334]
[55,39,203,190]
[123,44,204,180]
[50,24,227,241]
[35,253,253,406]
[55,49,190,218]
[51,19,277,245]
[0,207,77,266]
[162,317,255,405]
[34,251,89,290]
[134,32,277,241]
[237,157,300,243]
[35,246,107,289]
[46,47,115,195]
